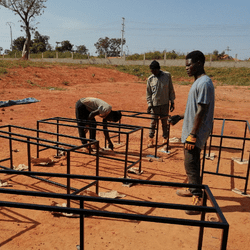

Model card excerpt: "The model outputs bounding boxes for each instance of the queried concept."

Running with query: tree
[30,31,50,53]
[94,37,126,57]
[109,38,125,57]
[76,45,88,55]
[56,40,73,52]
[4,49,11,54]
[0,0,47,59]
[12,36,27,51]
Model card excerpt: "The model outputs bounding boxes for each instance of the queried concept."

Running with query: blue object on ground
[0,97,40,107]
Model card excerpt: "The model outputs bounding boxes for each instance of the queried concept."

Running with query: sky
[0,0,250,60]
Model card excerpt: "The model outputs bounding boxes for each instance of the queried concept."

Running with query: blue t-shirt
[181,75,215,149]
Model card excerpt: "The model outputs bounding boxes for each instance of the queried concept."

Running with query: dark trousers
[149,104,169,139]
[184,147,202,197]
[75,100,96,143]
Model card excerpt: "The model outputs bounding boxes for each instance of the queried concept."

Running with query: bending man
[75,97,122,150]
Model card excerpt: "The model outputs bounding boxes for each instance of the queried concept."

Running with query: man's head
[185,50,205,78]
[149,60,160,76]
[105,111,122,122]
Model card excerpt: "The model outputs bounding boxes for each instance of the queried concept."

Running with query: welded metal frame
[0,124,99,206]
[118,110,171,158]
[0,169,229,250]
[37,117,144,178]
[201,118,250,194]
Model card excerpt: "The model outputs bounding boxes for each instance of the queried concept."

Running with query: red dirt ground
[0,65,250,250]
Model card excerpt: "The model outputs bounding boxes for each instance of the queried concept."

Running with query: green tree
[12,36,27,51]
[56,40,73,52]
[76,45,88,55]
[0,0,47,60]
[94,37,125,57]
[30,31,50,53]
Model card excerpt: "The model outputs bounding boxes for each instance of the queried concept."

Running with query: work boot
[147,138,154,148]
[91,143,99,151]
[185,196,203,215]
[176,188,193,197]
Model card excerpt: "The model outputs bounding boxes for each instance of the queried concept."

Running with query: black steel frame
[0,124,100,207]
[201,118,250,194]
[118,110,171,158]
[0,169,229,250]
[37,117,144,178]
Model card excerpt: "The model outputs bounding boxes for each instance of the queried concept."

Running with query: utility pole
[121,17,125,57]
[6,22,14,51]
[225,46,231,55]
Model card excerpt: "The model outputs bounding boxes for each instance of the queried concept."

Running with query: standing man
[169,51,215,215]
[146,60,175,148]
[75,97,122,150]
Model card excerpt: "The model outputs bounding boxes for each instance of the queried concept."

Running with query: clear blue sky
[1,0,250,60]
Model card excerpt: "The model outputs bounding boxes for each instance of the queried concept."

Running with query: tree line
[0,0,125,59]
[0,1,233,61]
[3,33,125,58]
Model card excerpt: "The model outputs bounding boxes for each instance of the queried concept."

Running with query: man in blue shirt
[169,51,215,215]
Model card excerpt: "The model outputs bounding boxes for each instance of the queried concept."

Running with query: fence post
[56,51,58,59]
[42,53,43,59]
[164,50,166,66]
[143,53,145,65]
[72,52,73,59]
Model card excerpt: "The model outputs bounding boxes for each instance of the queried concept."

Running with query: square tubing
[8,125,13,169]
[0,176,229,250]
[0,125,99,206]
[118,110,170,158]
[220,227,229,250]
[154,119,159,157]
[37,117,142,178]
[198,190,208,250]
[216,119,226,173]
[123,133,129,179]
[138,128,144,172]
[80,200,84,250]
[67,150,71,207]
[27,138,31,171]
[241,122,248,161]
[243,153,250,194]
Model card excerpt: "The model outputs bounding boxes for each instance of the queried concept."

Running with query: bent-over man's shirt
[79,97,112,118]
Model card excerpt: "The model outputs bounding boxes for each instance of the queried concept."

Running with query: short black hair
[186,50,205,65]
[149,60,160,69]
[107,111,122,122]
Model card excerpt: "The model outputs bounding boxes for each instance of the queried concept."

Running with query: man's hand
[108,141,114,150]
[147,106,152,114]
[168,115,181,125]
[170,102,175,112]
[185,134,196,150]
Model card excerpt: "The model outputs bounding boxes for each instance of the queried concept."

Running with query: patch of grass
[27,79,40,87]
[0,67,8,75]
[176,81,192,85]
[1,60,250,86]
